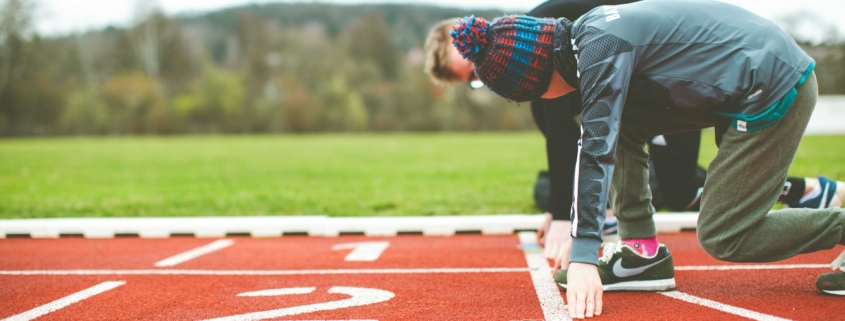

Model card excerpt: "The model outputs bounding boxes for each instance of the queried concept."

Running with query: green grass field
[1,132,842,219]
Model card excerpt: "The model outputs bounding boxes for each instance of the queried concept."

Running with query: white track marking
[0,268,528,276]
[238,287,316,297]
[2,263,829,276]
[203,286,394,321]
[518,232,571,321]
[675,264,827,271]
[154,239,234,267]
[660,291,791,321]
[2,281,125,321]
[332,242,390,262]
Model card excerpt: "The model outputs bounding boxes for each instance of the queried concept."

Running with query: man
[448,0,845,318]
[423,0,843,273]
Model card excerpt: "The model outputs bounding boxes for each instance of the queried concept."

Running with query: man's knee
[698,233,733,261]
[697,228,744,262]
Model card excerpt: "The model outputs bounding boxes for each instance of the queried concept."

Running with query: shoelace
[599,241,624,264]
[832,250,845,272]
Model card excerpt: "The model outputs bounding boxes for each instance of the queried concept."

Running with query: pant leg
[611,120,658,239]
[530,100,548,137]
[611,105,717,239]
[649,131,706,211]
[697,73,845,262]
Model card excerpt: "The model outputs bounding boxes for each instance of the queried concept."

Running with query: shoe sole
[821,289,845,296]
[559,278,676,292]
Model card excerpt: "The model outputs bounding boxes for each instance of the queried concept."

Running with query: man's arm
[563,21,636,320]
[568,24,635,265]
[528,0,638,223]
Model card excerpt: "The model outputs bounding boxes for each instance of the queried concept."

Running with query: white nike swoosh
[819,183,830,209]
[612,256,669,278]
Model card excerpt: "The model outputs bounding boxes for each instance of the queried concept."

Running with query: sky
[32,0,845,42]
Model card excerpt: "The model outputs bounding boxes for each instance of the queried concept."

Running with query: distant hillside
[175,3,509,52]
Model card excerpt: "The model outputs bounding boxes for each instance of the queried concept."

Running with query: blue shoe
[788,176,845,209]
[603,218,619,243]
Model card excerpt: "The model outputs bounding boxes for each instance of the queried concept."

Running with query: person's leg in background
[648,130,705,211]
[694,73,845,295]
[648,130,841,212]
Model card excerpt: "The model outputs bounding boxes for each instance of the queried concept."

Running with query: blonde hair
[423,18,461,84]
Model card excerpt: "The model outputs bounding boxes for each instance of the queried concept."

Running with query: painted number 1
[332,241,390,262]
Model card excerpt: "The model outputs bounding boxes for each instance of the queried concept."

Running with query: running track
[1,232,842,320]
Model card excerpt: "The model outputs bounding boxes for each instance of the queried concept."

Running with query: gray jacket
[558,0,815,265]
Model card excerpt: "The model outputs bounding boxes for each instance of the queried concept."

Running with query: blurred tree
[172,64,245,133]
[61,85,109,135]
[100,72,168,134]
[128,0,170,78]
[280,75,323,132]
[344,12,398,80]
[127,0,194,86]
[322,73,368,131]
[0,0,35,104]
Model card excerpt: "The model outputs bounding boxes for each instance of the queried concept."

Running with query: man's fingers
[586,291,596,318]
[544,240,559,260]
[559,240,571,270]
[575,290,586,319]
[552,256,561,272]
[595,292,603,316]
[567,291,577,319]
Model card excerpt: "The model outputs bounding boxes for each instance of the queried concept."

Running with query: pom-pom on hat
[451,15,557,102]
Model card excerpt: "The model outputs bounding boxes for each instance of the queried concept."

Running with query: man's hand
[544,220,572,271]
[536,213,553,244]
[565,263,603,319]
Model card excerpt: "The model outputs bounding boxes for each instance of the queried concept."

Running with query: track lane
[1,232,843,320]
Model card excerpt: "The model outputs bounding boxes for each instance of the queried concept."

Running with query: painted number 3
[203,286,395,321]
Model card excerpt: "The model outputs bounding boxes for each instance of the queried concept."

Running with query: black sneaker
[817,250,845,296]
[555,241,676,291]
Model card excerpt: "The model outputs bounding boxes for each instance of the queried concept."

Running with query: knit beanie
[451,15,557,102]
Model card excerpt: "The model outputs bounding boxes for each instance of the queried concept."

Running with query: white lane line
[518,232,571,321]
[675,264,827,271]
[154,239,234,267]
[238,287,316,297]
[2,263,826,276]
[0,268,528,276]
[332,242,390,262]
[660,291,791,321]
[2,281,125,321]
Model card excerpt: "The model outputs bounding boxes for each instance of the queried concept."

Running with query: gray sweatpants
[611,73,845,262]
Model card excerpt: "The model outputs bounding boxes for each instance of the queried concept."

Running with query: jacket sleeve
[568,26,635,266]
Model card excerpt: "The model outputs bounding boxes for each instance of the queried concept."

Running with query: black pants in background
[530,95,705,221]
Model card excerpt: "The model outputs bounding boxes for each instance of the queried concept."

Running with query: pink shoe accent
[622,237,659,257]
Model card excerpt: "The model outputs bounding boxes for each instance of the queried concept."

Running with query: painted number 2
[202,286,395,321]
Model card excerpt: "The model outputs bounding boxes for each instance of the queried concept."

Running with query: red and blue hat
[451,15,556,102]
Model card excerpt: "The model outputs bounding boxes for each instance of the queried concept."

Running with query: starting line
[0,213,699,239]
[0,263,830,276]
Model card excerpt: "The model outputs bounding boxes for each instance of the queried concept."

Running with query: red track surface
[0,232,842,320]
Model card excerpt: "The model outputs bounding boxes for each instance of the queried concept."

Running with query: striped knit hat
[451,15,556,102]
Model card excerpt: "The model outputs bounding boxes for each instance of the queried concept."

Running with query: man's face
[447,43,485,89]
[447,44,475,82]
